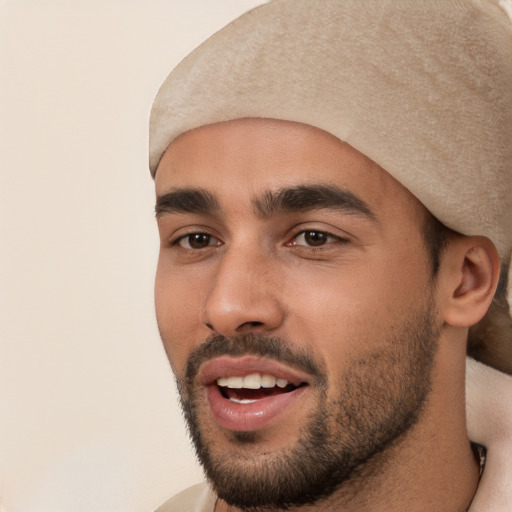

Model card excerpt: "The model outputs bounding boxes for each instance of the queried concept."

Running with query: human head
[149,0,511,509]
[150,0,512,373]
[153,117,446,508]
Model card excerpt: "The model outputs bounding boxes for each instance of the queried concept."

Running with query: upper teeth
[217,373,289,389]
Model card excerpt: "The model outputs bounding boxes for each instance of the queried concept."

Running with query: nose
[201,248,285,337]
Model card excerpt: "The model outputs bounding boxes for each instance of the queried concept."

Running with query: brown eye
[178,233,219,249]
[288,229,348,249]
[303,231,328,246]
[291,230,335,247]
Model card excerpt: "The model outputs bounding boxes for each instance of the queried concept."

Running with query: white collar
[466,357,512,511]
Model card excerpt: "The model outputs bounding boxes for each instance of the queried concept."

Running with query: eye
[176,233,221,250]
[290,230,340,247]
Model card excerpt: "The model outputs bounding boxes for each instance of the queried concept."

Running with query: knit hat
[149,0,512,373]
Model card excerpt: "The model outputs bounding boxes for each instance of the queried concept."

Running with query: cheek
[284,260,390,321]
[281,266,380,364]
[282,256,429,359]
[154,259,205,371]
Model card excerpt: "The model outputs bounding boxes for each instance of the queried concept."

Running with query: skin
[154,118,499,511]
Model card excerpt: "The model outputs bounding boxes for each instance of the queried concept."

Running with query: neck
[216,344,479,512]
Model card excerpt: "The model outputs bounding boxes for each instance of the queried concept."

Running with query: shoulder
[155,482,216,512]
[466,358,512,510]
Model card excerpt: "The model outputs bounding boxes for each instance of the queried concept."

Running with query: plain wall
[2,1,511,511]
[0,1,264,511]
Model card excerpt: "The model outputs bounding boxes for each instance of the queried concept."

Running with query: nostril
[203,320,265,335]
[240,321,264,330]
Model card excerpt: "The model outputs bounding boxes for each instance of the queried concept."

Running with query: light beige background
[0,1,265,511]
[2,1,511,511]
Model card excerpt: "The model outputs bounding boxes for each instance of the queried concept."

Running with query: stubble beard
[174,301,440,511]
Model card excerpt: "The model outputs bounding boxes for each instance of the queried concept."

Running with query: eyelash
[287,230,345,248]
[171,229,346,251]
[173,232,222,250]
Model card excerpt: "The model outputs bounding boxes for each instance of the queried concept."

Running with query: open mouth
[200,356,311,431]
[217,373,306,404]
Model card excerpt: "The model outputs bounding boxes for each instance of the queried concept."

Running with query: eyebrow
[155,184,376,222]
[254,184,376,220]
[155,188,219,218]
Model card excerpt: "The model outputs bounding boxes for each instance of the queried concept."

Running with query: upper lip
[198,356,311,387]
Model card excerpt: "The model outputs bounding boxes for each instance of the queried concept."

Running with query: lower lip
[206,384,308,432]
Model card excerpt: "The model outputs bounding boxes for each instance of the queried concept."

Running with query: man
[149,1,512,510]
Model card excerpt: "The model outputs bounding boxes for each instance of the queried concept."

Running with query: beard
[174,301,440,511]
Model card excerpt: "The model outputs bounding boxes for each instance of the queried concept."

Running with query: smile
[218,372,301,404]
[199,356,310,432]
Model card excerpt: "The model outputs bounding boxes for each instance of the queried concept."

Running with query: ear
[441,236,501,328]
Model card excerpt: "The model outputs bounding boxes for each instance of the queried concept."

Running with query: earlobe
[442,237,500,328]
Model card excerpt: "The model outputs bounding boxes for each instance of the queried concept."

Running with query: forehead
[155,118,426,219]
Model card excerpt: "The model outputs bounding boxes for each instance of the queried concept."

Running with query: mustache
[184,333,324,385]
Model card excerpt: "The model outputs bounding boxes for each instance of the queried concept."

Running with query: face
[154,119,441,510]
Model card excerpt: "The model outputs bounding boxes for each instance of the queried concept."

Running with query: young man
[149,1,512,510]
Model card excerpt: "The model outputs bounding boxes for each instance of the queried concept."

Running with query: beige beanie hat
[149,0,512,374]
